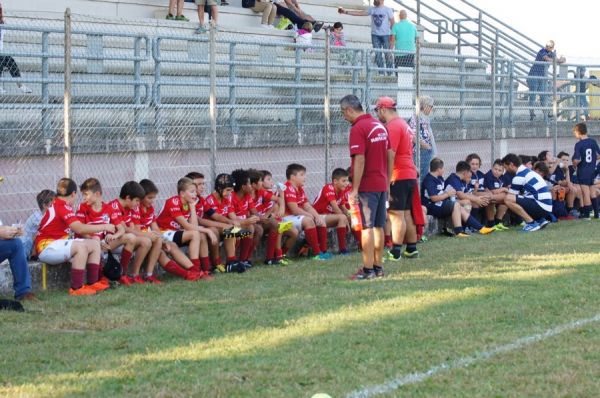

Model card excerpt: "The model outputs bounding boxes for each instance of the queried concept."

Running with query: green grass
[2,220,600,398]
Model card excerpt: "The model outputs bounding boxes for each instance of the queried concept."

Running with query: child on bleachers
[137,179,205,281]
[155,177,214,279]
[482,159,509,230]
[35,178,116,296]
[283,163,331,260]
[295,21,313,51]
[20,189,55,259]
[312,167,351,255]
[422,158,494,236]
[572,122,600,219]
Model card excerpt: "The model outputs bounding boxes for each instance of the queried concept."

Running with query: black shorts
[516,196,549,220]
[172,230,186,247]
[426,199,455,218]
[389,179,416,211]
[358,191,388,229]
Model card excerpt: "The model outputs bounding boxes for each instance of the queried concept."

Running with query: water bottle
[350,203,362,231]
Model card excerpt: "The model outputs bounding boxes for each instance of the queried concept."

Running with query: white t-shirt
[368,6,394,36]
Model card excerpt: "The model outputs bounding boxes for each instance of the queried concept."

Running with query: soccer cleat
[214,263,226,273]
[402,250,419,259]
[277,220,293,234]
[385,249,402,262]
[338,249,351,256]
[311,253,330,261]
[373,266,385,278]
[456,232,471,238]
[226,261,246,273]
[278,256,291,266]
[522,221,541,232]
[478,227,495,235]
[87,280,110,292]
[349,267,376,280]
[69,285,97,296]
[199,271,214,281]
[119,275,134,286]
[418,235,428,243]
[492,223,509,231]
[241,260,253,270]
[184,270,204,281]
[537,218,550,229]
[320,252,333,259]
[132,275,146,284]
[144,275,162,284]
[97,277,110,289]
[264,259,280,266]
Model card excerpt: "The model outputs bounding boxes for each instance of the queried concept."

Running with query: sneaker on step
[195,25,208,34]
[19,85,32,94]
[478,226,495,235]
[349,267,376,280]
[175,15,189,21]
[261,24,274,30]
[119,275,134,286]
[165,13,175,20]
[69,285,97,296]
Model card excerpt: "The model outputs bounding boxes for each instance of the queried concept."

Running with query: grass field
[2,220,600,398]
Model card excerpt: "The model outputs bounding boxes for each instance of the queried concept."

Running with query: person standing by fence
[390,9,417,68]
[527,40,565,121]
[340,94,394,280]
[409,95,437,179]
[0,4,31,94]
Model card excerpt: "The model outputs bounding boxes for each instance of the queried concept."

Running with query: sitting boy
[483,159,509,230]
[20,189,55,259]
[502,153,553,232]
[311,167,351,255]
[445,161,491,222]
[283,163,331,260]
[421,158,494,237]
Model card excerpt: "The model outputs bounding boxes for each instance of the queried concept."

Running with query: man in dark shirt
[527,40,565,121]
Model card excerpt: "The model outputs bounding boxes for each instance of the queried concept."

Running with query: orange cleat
[69,285,97,296]
[88,280,110,292]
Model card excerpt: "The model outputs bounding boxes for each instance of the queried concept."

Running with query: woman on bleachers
[0,4,31,95]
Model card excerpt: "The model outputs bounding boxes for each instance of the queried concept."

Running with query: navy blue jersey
[548,166,565,185]
[421,173,445,207]
[568,165,578,184]
[573,137,600,180]
[501,172,513,188]
[470,170,485,192]
[445,173,470,194]
[484,170,505,190]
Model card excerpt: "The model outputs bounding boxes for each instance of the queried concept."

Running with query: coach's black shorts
[426,199,455,219]
[358,191,388,229]
[389,179,416,211]
[516,196,549,220]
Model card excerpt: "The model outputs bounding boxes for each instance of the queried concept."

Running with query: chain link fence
[2,11,600,223]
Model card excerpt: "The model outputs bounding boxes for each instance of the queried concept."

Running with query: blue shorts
[426,199,455,218]
[578,177,594,186]
[516,196,549,220]
[358,191,387,229]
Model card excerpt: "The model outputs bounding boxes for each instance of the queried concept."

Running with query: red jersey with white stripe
[156,196,191,231]
[231,193,255,218]
[35,198,79,253]
[312,183,346,214]
[254,188,275,216]
[135,204,156,231]
[204,193,234,217]
[284,181,309,216]
[107,199,134,227]
[76,202,113,239]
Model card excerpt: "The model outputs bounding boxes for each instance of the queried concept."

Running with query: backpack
[103,251,122,281]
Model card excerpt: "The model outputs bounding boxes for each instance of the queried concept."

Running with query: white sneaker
[19,85,32,94]
[261,24,274,29]
[0,87,6,95]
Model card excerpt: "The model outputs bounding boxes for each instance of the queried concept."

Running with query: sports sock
[275,248,283,259]
[390,244,402,258]
[384,234,392,247]
[453,226,464,234]
[317,226,328,253]
[282,246,289,255]
[190,258,201,273]
[494,218,503,225]
[120,249,133,275]
[239,236,253,261]
[265,231,278,261]
[86,263,100,285]
[71,269,85,290]
[486,220,494,228]
[304,227,321,255]
[163,260,188,278]
[592,198,599,217]
[200,257,211,273]
[352,229,362,250]
[336,227,347,251]
[226,256,237,264]
[466,215,484,231]
[212,256,222,266]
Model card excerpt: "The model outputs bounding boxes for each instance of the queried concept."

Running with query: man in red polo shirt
[340,94,395,280]
[375,96,419,261]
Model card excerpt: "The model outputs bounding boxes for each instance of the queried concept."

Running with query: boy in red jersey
[230,169,261,268]
[155,177,213,280]
[35,178,116,296]
[312,168,351,255]
[105,181,157,285]
[137,179,205,281]
[282,163,331,261]
[203,174,252,273]
[258,169,298,264]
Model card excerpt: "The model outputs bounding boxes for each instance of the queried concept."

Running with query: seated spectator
[295,22,313,50]
[483,159,509,229]
[243,0,277,29]
[0,222,35,301]
[0,5,32,94]
[421,158,494,237]
[20,189,55,259]
[274,1,323,32]
[502,153,553,232]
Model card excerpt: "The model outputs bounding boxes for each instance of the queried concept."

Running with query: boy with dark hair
[502,153,553,232]
[483,159,509,230]
[283,163,331,260]
[312,167,351,255]
[572,122,600,219]
[155,177,214,279]
[20,189,56,259]
[230,169,261,268]
[422,158,494,236]
[553,151,580,218]
[445,161,491,211]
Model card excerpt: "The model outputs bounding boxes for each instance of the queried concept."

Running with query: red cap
[375,96,396,110]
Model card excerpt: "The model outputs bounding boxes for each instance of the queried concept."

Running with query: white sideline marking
[346,313,600,398]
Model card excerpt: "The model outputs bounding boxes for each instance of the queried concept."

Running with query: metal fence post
[295,47,303,145]
[324,27,332,184]
[209,24,218,182]
[415,39,421,182]
[153,38,164,143]
[491,45,496,163]
[63,8,72,178]
[459,57,465,128]
[552,56,558,155]
[365,49,372,114]
[133,37,142,133]
[508,60,514,127]
[41,31,51,148]
[229,42,238,141]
